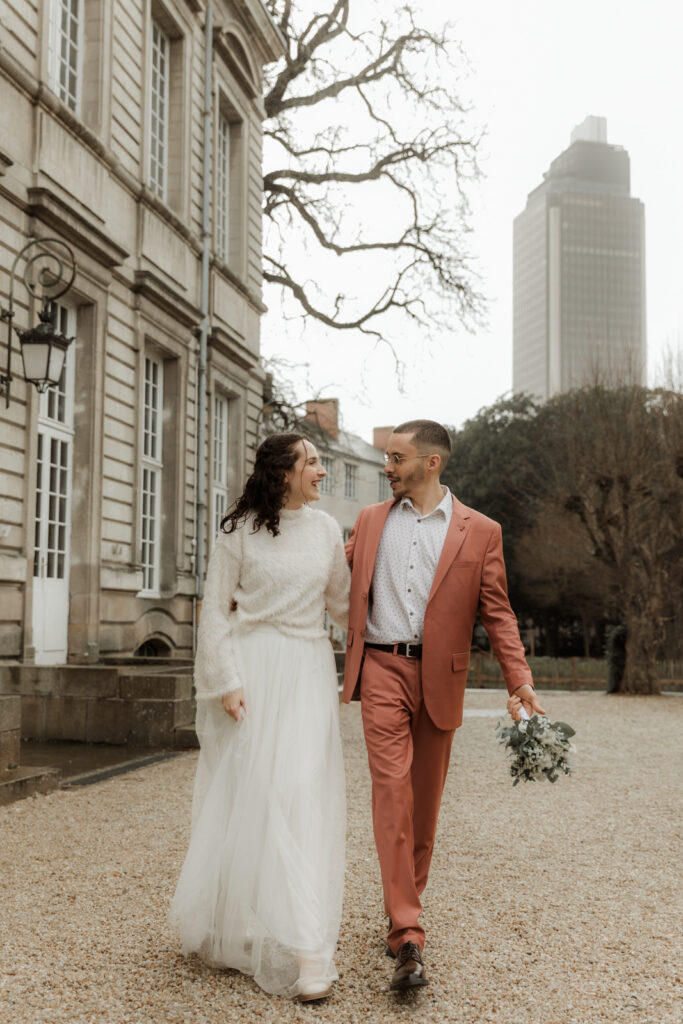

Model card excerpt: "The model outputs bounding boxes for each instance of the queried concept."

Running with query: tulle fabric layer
[169,627,346,998]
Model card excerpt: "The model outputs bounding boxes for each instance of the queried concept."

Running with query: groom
[342,419,544,991]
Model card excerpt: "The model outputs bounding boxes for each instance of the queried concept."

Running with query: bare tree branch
[261,1,482,348]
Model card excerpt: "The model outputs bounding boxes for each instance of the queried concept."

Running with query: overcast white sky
[261,0,683,442]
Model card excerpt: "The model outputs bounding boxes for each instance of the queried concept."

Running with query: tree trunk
[619,600,661,695]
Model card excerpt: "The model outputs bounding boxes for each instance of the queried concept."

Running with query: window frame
[319,455,335,495]
[48,0,85,115]
[139,355,164,596]
[211,393,230,537]
[216,112,231,263]
[149,18,171,201]
[344,462,357,500]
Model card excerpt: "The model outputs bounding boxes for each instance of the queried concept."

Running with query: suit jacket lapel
[427,494,471,605]
[361,500,395,590]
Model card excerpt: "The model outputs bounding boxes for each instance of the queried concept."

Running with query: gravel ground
[1,690,681,1024]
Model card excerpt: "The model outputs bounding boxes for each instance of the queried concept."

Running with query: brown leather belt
[365,641,423,659]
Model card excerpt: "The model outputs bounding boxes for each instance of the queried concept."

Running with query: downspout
[194,0,213,644]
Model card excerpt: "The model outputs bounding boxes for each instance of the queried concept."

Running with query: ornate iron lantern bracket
[0,237,77,408]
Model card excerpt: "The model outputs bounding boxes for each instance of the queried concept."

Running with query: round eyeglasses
[383,453,432,466]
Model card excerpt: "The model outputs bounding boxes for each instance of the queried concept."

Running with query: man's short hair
[393,419,451,469]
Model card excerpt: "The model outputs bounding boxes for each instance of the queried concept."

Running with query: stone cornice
[213,26,257,99]
[133,270,202,331]
[233,0,287,64]
[212,257,266,314]
[209,324,259,371]
[0,146,14,176]
[27,187,130,269]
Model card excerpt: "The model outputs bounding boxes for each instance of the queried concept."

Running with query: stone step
[2,665,120,698]
[0,765,60,806]
[0,694,21,731]
[174,724,199,750]
[118,674,193,701]
[127,697,195,746]
[0,728,20,772]
[1,665,196,700]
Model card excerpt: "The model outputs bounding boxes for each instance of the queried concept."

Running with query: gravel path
[1,691,681,1024]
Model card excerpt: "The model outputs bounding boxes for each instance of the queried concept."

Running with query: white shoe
[297,980,332,1003]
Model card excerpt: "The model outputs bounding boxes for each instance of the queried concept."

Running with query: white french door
[32,305,75,664]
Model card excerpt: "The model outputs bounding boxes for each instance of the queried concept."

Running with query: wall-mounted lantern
[0,238,77,408]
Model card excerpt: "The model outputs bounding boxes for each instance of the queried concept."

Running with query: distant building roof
[319,427,384,465]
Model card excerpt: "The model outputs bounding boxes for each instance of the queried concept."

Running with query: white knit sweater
[194,506,350,700]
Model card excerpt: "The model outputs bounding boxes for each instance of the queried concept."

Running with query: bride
[170,433,350,1002]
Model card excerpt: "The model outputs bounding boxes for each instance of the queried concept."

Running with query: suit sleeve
[478,523,534,695]
[344,510,362,568]
[194,529,244,701]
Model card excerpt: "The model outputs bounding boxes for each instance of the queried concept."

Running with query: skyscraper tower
[513,116,646,400]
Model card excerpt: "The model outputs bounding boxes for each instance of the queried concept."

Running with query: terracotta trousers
[360,648,455,953]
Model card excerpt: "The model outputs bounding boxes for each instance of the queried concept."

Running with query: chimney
[373,426,394,451]
[305,398,339,439]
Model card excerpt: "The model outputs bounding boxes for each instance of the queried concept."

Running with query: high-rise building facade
[513,117,646,400]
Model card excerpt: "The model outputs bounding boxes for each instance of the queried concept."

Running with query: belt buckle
[406,643,420,659]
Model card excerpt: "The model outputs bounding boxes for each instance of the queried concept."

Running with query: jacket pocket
[347,629,354,649]
[451,651,470,671]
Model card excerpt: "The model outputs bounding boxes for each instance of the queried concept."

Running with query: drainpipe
[195,0,213,631]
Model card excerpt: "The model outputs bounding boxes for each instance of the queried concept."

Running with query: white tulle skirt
[170,627,346,998]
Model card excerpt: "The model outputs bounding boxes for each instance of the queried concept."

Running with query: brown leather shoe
[389,942,429,991]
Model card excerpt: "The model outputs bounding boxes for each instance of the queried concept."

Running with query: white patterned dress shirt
[366,487,453,643]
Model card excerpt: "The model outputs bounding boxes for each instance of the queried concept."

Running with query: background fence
[467,654,683,691]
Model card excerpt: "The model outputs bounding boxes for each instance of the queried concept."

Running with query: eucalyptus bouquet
[496,709,576,785]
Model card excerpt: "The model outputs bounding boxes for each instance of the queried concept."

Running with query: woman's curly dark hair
[220,433,309,537]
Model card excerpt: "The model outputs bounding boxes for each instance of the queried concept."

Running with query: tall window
[320,455,334,495]
[32,305,75,664]
[49,0,82,113]
[212,395,229,536]
[141,356,163,594]
[377,471,390,501]
[34,306,75,583]
[344,463,357,499]
[216,114,230,262]
[149,20,170,200]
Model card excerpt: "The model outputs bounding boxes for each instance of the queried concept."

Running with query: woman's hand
[221,688,246,722]
[507,683,545,721]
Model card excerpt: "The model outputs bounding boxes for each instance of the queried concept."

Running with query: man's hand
[221,687,246,722]
[507,683,545,722]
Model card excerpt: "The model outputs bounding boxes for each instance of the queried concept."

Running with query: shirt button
[407,588,411,592]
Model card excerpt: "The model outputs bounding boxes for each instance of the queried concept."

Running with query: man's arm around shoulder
[345,508,365,568]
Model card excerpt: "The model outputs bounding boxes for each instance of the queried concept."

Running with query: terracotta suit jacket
[342,494,533,731]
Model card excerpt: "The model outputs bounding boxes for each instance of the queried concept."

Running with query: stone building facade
[0,0,283,678]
